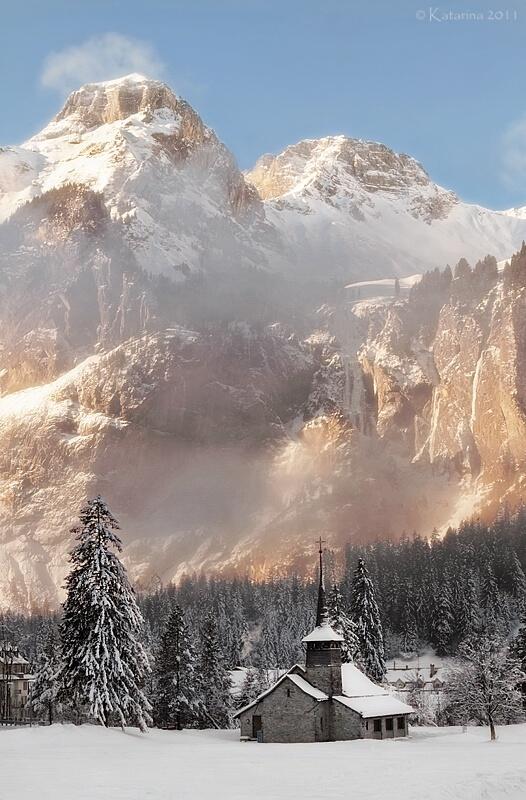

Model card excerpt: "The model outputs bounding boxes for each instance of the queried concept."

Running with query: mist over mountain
[1,74,526,610]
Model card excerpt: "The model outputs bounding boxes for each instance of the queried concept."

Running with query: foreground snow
[3,724,526,799]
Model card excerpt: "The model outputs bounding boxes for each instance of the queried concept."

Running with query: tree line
[7,500,526,735]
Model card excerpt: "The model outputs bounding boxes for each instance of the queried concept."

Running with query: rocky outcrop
[247,137,441,201]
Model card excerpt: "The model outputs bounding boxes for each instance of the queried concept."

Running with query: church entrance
[252,715,262,740]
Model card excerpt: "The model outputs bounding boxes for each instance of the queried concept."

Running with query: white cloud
[41,33,165,94]
[501,116,526,190]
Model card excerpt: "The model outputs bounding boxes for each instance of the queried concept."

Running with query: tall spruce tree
[59,496,151,730]
[152,604,202,729]
[328,584,359,663]
[349,558,386,682]
[30,624,61,724]
[454,569,480,644]
[481,565,502,632]
[400,596,418,655]
[431,578,454,656]
[198,613,233,728]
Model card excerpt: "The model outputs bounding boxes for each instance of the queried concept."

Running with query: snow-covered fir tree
[481,565,502,632]
[198,613,233,728]
[236,665,271,708]
[400,595,419,655]
[217,593,248,669]
[431,578,454,656]
[452,569,480,646]
[511,609,526,672]
[328,584,359,662]
[30,623,61,724]
[349,558,386,682]
[59,496,151,730]
[446,633,524,740]
[152,603,203,729]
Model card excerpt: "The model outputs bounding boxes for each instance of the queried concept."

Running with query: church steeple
[302,540,343,697]
[316,537,329,626]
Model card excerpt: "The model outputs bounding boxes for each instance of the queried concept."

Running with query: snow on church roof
[302,623,344,643]
[338,663,413,718]
[341,663,387,697]
[287,673,328,700]
[334,694,414,718]
[233,667,327,718]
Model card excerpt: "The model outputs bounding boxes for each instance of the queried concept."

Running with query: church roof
[233,661,414,720]
[334,694,414,718]
[341,663,387,697]
[233,667,327,718]
[287,673,328,700]
[302,623,344,643]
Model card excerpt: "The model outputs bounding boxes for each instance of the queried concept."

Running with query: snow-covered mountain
[246,135,526,279]
[3,74,526,609]
[3,74,526,285]
[0,73,270,279]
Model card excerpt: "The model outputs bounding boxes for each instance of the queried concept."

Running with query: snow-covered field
[2,723,526,800]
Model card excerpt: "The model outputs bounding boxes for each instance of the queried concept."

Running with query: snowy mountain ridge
[2,74,526,283]
[246,134,526,280]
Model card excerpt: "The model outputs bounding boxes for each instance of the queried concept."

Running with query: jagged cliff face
[2,74,526,608]
[356,268,526,527]
[247,136,443,203]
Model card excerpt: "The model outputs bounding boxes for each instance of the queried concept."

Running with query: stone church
[234,546,413,743]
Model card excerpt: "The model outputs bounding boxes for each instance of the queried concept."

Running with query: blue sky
[1,0,525,208]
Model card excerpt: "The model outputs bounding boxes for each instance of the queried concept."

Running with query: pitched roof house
[234,545,413,743]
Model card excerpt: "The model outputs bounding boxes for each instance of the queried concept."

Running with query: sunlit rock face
[353,268,526,525]
[424,286,526,493]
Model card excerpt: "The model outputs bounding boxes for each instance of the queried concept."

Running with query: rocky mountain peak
[246,135,438,201]
[53,73,183,131]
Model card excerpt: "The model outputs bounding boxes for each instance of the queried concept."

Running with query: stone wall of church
[305,664,342,696]
[237,679,330,743]
[331,701,364,740]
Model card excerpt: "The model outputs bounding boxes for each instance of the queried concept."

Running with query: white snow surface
[286,673,328,700]
[3,723,526,800]
[341,662,388,697]
[302,622,344,642]
[334,693,414,718]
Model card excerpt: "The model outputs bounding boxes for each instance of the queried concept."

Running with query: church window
[286,688,291,697]
[386,718,394,731]
[373,719,381,733]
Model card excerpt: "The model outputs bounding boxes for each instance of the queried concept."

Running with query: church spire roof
[302,539,344,644]
[316,537,329,626]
